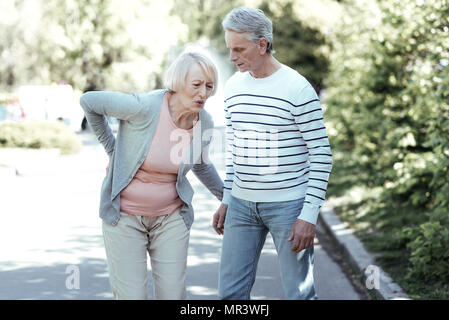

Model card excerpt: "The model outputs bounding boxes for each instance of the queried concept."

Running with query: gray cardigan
[80,89,224,229]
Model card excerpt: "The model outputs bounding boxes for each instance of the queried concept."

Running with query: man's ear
[258,38,268,55]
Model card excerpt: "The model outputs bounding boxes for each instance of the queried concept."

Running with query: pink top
[120,92,196,217]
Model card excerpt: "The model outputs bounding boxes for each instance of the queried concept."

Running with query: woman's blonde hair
[164,51,218,96]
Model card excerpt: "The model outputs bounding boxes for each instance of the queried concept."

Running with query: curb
[318,201,410,300]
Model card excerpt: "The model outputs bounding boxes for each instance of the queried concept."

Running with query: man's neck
[250,56,282,79]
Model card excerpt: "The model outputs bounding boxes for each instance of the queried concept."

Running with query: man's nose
[229,51,237,62]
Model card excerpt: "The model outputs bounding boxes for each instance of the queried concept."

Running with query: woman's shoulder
[135,89,167,109]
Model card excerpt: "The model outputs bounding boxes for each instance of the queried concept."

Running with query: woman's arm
[192,162,224,201]
[80,91,144,157]
[191,139,224,200]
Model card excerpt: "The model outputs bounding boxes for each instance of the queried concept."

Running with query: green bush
[324,0,449,297]
[406,209,449,283]
[0,121,81,155]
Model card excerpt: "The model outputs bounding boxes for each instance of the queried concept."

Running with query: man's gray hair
[222,7,274,54]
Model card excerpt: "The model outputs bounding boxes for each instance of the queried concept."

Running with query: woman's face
[178,63,215,113]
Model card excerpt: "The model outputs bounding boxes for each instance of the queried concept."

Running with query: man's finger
[214,213,225,235]
[218,213,225,228]
[217,211,227,234]
[288,228,294,242]
[212,214,220,234]
[307,238,313,249]
[295,237,314,253]
[291,234,300,252]
[293,244,304,253]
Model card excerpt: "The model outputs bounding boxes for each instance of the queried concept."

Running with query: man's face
[225,30,263,73]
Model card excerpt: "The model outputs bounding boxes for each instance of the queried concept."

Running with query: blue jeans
[218,195,316,300]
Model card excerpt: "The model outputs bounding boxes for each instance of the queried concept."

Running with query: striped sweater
[222,64,333,225]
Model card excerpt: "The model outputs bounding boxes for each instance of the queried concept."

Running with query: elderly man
[213,7,333,300]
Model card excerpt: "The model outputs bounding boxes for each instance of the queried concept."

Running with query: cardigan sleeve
[191,113,224,202]
[192,161,224,201]
[80,91,144,157]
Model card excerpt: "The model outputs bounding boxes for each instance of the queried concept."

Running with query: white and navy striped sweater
[222,65,333,225]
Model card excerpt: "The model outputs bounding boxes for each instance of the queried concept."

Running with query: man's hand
[288,219,316,253]
[212,203,228,235]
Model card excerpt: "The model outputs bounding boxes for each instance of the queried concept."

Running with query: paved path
[0,131,365,300]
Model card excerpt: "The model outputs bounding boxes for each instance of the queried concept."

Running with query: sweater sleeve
[222,103,234,204]
[290,84,333,225]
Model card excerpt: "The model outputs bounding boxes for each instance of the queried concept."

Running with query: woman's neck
[167,92,198,130]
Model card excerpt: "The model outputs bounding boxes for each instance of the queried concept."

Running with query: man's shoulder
[225,71,246,85]
[280,65,310,90]
[224,72,248,99]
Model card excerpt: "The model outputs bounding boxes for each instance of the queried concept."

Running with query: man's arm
[291,84,333,225]
[222,103,235,205]
[212,103,234,235]
[289,84,333,252]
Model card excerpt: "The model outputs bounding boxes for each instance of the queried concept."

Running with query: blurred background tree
[325,0,449,298]
[171,0,243,47]
[38,0,130,92]
[0,1,42,90]
[0,0,337,95]
[0,0,187,93]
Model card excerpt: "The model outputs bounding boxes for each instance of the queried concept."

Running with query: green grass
[327,150,449,299]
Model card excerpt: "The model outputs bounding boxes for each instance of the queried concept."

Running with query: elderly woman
[80,51,223,300]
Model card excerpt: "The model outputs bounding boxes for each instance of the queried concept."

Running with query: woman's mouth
[195,100,204,107]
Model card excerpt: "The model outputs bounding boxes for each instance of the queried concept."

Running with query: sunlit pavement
[0,130,363,300]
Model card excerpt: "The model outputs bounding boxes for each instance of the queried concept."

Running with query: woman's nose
[198,85,206,98]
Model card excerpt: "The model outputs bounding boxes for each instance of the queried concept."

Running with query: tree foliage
[171,0,242,47]
[0,0,187,93]
[325,0,449,289]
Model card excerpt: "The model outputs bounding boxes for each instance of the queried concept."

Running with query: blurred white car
[16,84,86,132]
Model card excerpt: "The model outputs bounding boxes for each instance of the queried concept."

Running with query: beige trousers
[102,208,189,300]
